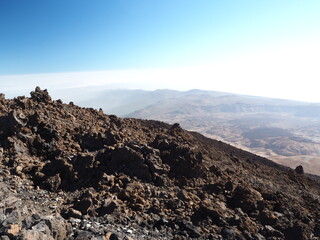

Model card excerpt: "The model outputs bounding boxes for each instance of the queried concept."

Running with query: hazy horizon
[2,83,320,106]
[1,69,320,104]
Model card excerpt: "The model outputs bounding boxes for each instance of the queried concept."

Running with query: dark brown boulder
[30,86,52,102]
[295,165,304,174]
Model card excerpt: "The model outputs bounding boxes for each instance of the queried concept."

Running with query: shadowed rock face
[0,87,320,239]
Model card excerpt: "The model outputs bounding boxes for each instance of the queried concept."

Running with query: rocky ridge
[0,87,319,239]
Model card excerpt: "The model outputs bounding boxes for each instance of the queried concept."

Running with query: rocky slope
[120,89,320,175]
[71,88,320,175]
[0,87,320,240]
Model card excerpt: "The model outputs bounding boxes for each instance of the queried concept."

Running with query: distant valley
[76,89,320,175]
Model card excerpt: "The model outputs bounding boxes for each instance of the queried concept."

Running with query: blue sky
[0,0,320,101]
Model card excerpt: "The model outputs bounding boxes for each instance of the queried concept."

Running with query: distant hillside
[77,89,182,116]
[77,89,320,175]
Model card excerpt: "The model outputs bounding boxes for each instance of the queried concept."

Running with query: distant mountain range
[76,89,320,175]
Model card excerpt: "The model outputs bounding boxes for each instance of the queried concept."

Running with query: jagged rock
[41,215,72,240]
[2,224,21,237]
[30,87,52,102]
[178,220,201,238]
[263,225,283,238]
[99,199,119,215]
[73,197,93,215]
[64,208,82,219]
[2,212,21,227]
[224,180,234,191]
[41,174,61,191]
[177,190,189,201]
[295,165,304,174]
[9,110,28,130]
[259,210,278,226]
[22,214,41,229]
[22,221,54,240]
[108,146,153,181]
[221,227,244,240]
[228,186,263,213]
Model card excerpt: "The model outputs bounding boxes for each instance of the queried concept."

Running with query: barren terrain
[100,89,320,175]
[0,88,320,239]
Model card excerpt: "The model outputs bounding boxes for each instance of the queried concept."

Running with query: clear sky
[0,0,320,102]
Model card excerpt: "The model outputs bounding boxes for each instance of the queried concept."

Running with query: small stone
[42,174,61,191]
[34,171,45,180]
[74,198,92,215]
[67,208,83,219]
[242,230,252,239]
[225,181,234,191]
[221,227,236,240]
[15,165,23,174]
[177,190,189,201]
[0,213,6,223]
[99,199,118,215]
[32,214,41,220]
[228,215,241,226]
[259,210,277,226]
[264,225,284,237]
[2,212,21,226]
[171,123,181,129]
[5,224,21,237]
[22,214,40,229]
[273,212,284,218]
[179,220,201,238]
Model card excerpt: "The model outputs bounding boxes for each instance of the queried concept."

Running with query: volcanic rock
[0,87,319,239]
[295,165,304,174]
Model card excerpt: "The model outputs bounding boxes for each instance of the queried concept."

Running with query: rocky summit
[0,87,320,240]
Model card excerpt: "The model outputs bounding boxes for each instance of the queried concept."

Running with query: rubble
[0,87,319,239]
